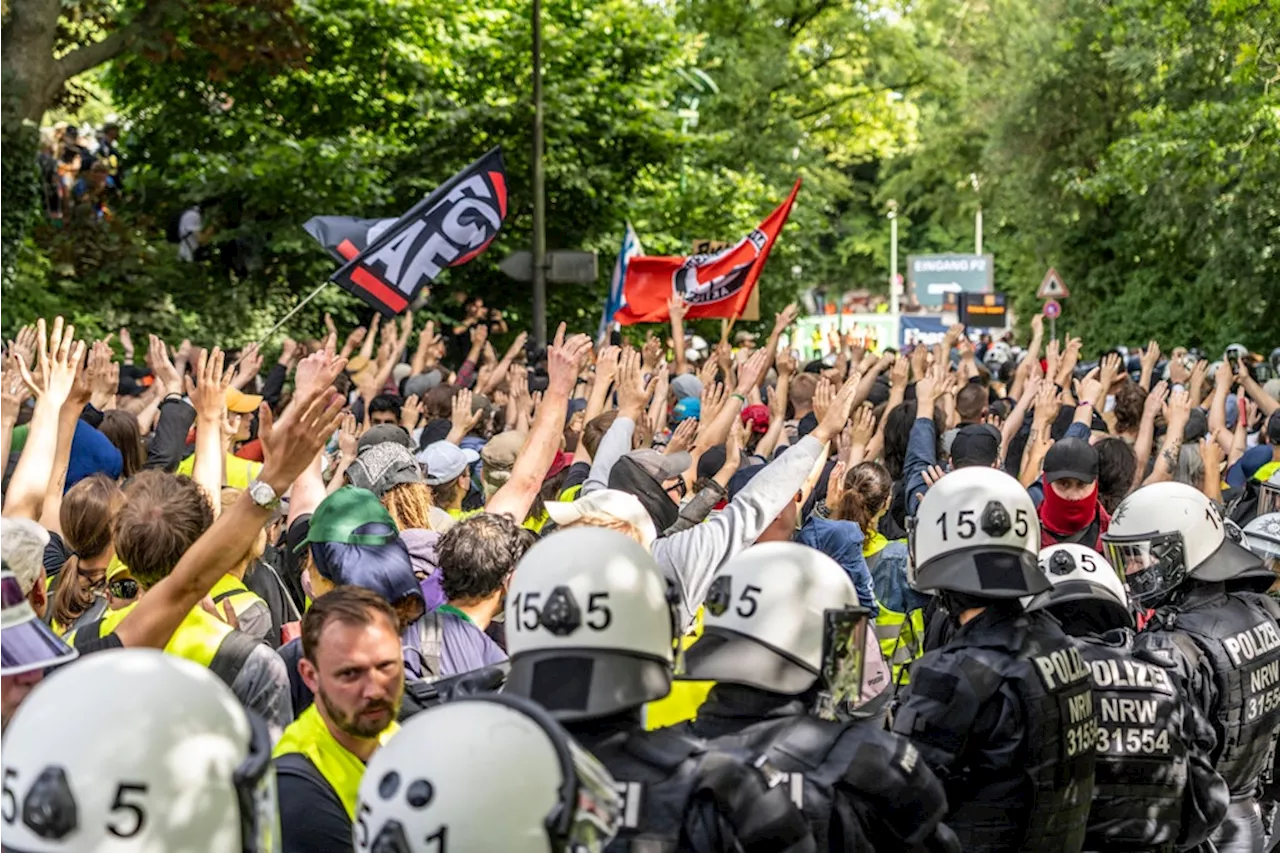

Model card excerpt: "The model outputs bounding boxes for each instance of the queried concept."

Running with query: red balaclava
[1039,474,1111,548]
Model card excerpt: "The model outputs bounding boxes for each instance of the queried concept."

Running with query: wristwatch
[247,479,281,511]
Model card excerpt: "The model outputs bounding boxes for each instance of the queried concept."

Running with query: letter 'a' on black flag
[327,147,508,317]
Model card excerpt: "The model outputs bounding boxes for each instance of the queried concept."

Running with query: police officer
[503,526,816,853]
[1105,482,1280,853]
[1026,543,1229,852]
[891,466,1097,852]
[676,541,960,852]
[355,694,623,852]
[1,649,277,852]
[1242,513,1280,851]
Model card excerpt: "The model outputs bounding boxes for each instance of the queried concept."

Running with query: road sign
[906,254,994,308]
[1037,267,1070,299]
[1043,299,1061,319]
[500,250,599,283]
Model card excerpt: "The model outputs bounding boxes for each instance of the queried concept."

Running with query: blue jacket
[904,417,937,518]
[869,540,932,615]
[796,516,877,608]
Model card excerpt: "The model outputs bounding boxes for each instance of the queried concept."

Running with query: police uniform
[686,683,958,853]
[1079,629,1228,852]
[893,605,1096,852]
[1139,584,1280,852]
[1026,542,1230,853]
[501,528,817,853]
[895,467,1097,853]
[1105,482,1280,853]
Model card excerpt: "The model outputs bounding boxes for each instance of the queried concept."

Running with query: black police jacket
[1077,629,1228,852]
[682,683,959,853]
[565,713,816,853]
[1139,583,1280,797]
[891,605,1096,853]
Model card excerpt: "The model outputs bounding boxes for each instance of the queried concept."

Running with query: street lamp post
[970,173,982,255]
[531,0,547,347]
[888,200,899,315]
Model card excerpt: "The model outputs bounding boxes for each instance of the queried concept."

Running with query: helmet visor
[1103,532,1186,607]
[814,607,869,722]
[566,738,622,851]
[1259,481,1280,517]
[235,712,280,853]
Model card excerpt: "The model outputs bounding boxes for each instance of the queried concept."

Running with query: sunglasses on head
[109,578,139,599]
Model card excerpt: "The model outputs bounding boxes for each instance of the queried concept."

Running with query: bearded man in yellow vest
[274,586,404,853]
[68,470,292,735]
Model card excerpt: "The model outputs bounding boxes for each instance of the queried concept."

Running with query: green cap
[296,486,399,552]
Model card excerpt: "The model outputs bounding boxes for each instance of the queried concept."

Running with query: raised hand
[1098,352,1123,391]
[812,374,862,444]
[700,382,726,426]
[595,345,621,387]
[233,342,264,389]
[117,326,134,361]
[18,317,85,406]
[546,322,593,397]
[826,461,847,509]
[667,294,690,324]
[849,403,876,447]
[735,348,771,396]
[401,394,423,431]
[772,302,800,334]
[1143,380,1170,420]
[890,353,910,388]
[86,339,120,411]
[1,366,30,423]
[469,323,489,350]
[294,348,349,403]
[914,365,944,409]
[615,347,653,419]
[7,324,38,371]
[145,334,180,396]
[1163,388,1193,437]
[337,412,360,463]
[257,384,346,494]
[813,376,834,424]
[279,338,300,369]
[666,417,698,455]
[1029,314,1044,337]
[449,388,484,441]
[1075,366,1104,410]
[641,333,663,371]
[185,346,235,423]
[776,348,798,379]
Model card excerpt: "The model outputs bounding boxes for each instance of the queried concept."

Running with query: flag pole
[253,281,332,349]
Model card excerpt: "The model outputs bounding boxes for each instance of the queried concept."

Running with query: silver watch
[247,479,281,511]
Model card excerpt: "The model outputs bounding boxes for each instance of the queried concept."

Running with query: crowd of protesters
[2,298,1279,853]
[37,122,123,224]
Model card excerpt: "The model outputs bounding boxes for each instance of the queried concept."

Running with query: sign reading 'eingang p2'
[907,253,994,308]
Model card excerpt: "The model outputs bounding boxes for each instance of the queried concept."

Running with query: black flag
[325,147,508,316]
[302,216,398,264]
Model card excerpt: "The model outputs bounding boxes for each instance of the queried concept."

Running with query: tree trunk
[0,0,63,129]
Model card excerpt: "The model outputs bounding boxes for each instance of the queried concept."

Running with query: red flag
[615,180,801,325]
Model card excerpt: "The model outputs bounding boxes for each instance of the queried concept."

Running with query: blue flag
[599,222,643,339]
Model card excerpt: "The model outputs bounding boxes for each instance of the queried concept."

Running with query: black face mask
[607,457,679,534]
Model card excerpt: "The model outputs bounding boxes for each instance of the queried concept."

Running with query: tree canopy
[3,0,1276,352]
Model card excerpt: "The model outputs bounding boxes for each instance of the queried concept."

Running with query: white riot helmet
[0,649,276,853]
[909,467,1048,599]
[984,342,1012,367]
[1103,482,1265,607]
[355,694,622,853]
[1242,513,1280,573]
[681,543,867,701]
[504,527,674,721]
[1024,544,1133,629]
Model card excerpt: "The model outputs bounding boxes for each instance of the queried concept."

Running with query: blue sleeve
[904,417,938,518]
[1064,421,1091,441]
[798,518,876,608]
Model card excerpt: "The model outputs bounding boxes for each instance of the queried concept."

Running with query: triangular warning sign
[1037,267,1069,299]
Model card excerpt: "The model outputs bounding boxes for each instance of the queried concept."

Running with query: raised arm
[1144,388,1191,486]
[487,325,592,521]
[286,350,349,525]
[668,295,689,377]
[4,318,84,522]
[1237,360,1279,417]
[1207,361,1234,453]
[186,347,236,517]
[1132,381,1168,490]
[115,384,343,649]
